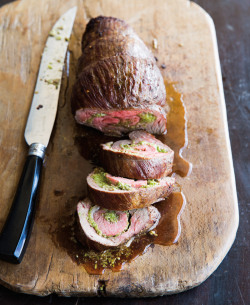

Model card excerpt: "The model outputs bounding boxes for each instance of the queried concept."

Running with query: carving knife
[0,7,77,264]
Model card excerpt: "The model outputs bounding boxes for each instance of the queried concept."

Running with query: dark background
[0,0,249,304]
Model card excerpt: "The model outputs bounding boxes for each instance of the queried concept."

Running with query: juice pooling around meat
[55,192,185,275]
[159,81,192,177]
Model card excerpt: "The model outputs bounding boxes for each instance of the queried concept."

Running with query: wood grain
[0,0,238,297]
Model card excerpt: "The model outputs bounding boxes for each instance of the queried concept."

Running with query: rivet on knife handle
[0,143,45,263]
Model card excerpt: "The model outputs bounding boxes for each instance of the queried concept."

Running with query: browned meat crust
[87,175,175,211]
[71,16,167,135]
[100,131,174,179]
[75,198,161,251]
[100,149,174,180]
[81,16,134,51]
[72,55,165,112]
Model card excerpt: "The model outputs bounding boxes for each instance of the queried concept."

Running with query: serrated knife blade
[0,7,77,264]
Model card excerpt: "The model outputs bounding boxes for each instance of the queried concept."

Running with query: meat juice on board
[159,81,192,177]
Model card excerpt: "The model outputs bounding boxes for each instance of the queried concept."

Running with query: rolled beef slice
[71,16,167,136]
[87,168,175,210]
[76,198,161,250]
[100,130,174,179]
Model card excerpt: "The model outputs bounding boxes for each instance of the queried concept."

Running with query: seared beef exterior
[87,168,175,210]
[71,16,167,136]
[76,198,161,251]
[100,131,174,179]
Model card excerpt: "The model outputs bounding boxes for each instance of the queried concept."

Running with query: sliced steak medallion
[71,16,167,136]
[87,168,175,210]
[100,131,174,179]
[76,198,161,250]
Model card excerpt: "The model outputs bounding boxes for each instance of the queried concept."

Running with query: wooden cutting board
[0,0,238,297]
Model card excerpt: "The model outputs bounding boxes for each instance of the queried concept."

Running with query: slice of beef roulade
[100,130,174,180]
[87,168,175,211]
[71,16,167,136]
[76,198,161,251]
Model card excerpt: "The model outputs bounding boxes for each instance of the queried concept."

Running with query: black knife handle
[0,143,46,264]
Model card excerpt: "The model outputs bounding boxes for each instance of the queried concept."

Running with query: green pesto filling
[142,179,160,188]
[92,168,132,191]
[86,113,106,124]
[138,112,156,123]
[120,143,131,149]
[104,210,119,223]
[92,169,111,189]
[88,207,103,236]
[92,168,159,192]
[83,245,132,268]
[88,206,130,238]
[119,140,168,153]
[94,113,106,117]
[156,146,168,153]
[121,119,132,127]
[116,181,132,191]
[85,111,156,127]
[147,179,160,186]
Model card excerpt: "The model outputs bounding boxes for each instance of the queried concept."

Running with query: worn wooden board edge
[0,0,239,297]
[202,8,239,215]
[161,3,240,294]
[161,5,240,297]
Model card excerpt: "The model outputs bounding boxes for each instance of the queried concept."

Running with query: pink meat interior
[105,130,171,158]
[75,108,166,133]
[93,209,128,236]
[77,200,161,247]
[104,172,173,189]
[105,173,147,188]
